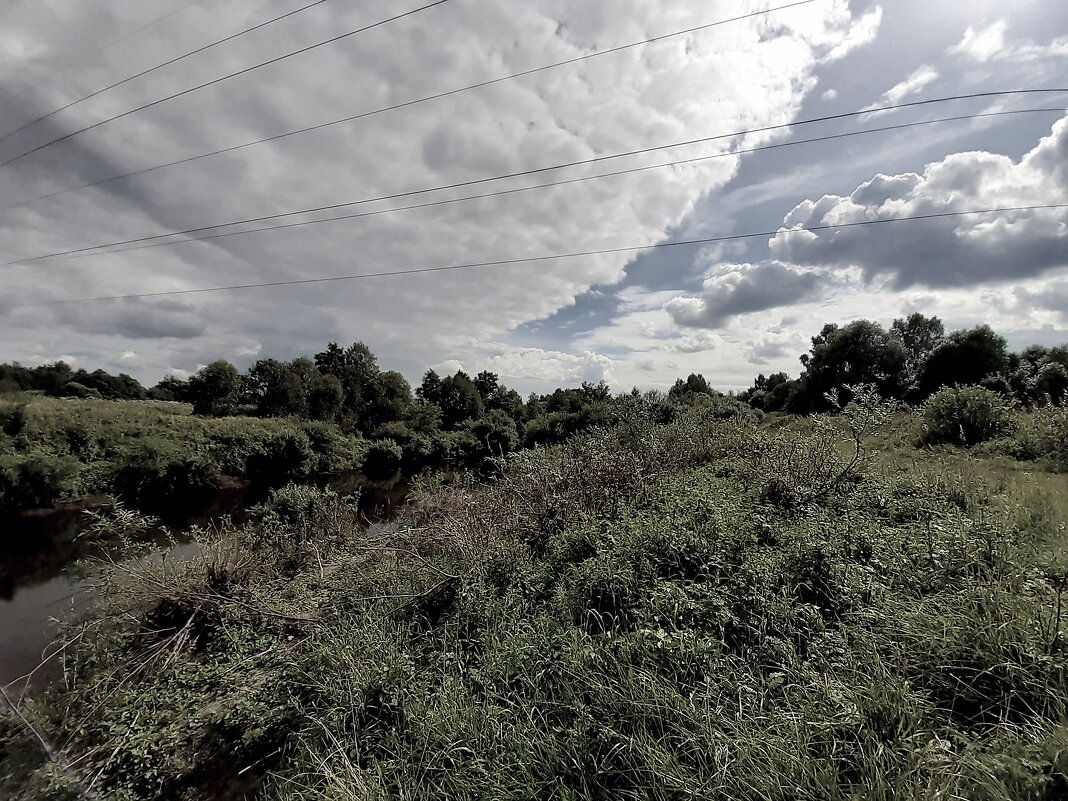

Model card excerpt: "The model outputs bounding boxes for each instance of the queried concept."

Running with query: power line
[0,0,817,211]
[0,0,333,143]
[16,106,1063,266]
[15,0,208,102]
[6,204,1064,309]
[0,0,452,169]
[4,90,1064,267]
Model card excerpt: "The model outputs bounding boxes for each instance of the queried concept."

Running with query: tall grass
[4,404,1068,800]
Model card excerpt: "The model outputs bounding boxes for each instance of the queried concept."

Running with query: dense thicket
[0,362,147,400]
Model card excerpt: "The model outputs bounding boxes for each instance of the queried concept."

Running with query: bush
[921,386,1015,447]
[300,422,363,474]
[246,430,316,483]
[111,439,218,512]
[246,484,354,558]
[59,381,102,399]
[363,439,404,482]
[1002,407,1068,471]
[0,402,26,437]
[0,453,80,512]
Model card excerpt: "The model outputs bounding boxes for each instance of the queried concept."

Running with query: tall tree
[669,373,716,399]
[796,320,907,410]
[187,360,241,416]
[917,325,1009,398]
[891,313,945,387]
[314,342,382,430]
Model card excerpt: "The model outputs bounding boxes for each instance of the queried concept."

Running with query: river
[0,473,407,692]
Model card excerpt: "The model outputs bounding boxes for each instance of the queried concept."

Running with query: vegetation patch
[4,398,1068,800]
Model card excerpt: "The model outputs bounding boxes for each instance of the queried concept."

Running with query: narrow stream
[0,474,408,691]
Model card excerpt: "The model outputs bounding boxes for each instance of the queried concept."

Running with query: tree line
[2,314,1065,473]
[740,313,1068,413]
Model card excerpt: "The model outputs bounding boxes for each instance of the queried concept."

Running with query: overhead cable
[4,90,1064,267]
[0,0,815,210]
[6,203,1065,309]
[0,0,452,169]
[0,0,334,143]
[10,106,1063,267]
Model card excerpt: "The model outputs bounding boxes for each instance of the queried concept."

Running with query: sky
[0,0,1066,394]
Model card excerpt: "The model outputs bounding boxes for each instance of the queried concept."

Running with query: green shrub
[300,421,363,474]
[363,439,404,482]
[562,555,646,634]
[1002,407,1068,471]
[0,402,26,437]
[58,381,102,399]
[246,430,316,483]
[921,385,1015,447]
[247,483,353,548]
[0,453,79,512]
[111,439,217,511]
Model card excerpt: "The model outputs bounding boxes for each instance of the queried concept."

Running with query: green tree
[421,371,483,429]
[917,325,1009,399]
[149,375,189,402]
[308,372,345,422]
[362,371,413,430]
[796,320,907,410]
[743,372,795,412]
[245,358,308,418]
[474,370,525,424]
[463,409,520,468]
[669,373,716,399]
[891,313,945,387]
[314,342,383,431]
[30,361,74,394]
[187,360,241,416]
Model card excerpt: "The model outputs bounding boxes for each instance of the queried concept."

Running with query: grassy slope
[3,405,1068,800]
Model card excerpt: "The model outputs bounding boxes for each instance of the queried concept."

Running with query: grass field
[3,397,1068,800]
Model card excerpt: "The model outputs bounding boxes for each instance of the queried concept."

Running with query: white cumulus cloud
[769,114,1068,288]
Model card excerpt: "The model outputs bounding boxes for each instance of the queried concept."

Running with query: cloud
[950,20,1068,62]
[665,262,831,329]
[769,114,1068,289]
[482,347,615,385]
[672,330,719,353]
[949,20,1008,61]
[0,0,882,389]
[822,5,883,62]
[861,64,938,112]
[55,298,204,340]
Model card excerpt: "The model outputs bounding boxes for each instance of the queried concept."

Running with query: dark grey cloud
[56,298,203,340]
[665,262,830,329]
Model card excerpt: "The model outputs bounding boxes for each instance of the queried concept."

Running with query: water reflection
[0,473,409,690]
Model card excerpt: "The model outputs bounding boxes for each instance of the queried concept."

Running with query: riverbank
[0,473,409,693]
[0,395,369,520]
[4,402,1068,800]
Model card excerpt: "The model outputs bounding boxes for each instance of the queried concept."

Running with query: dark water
[0,570,86,689]
[0,541,203,693]
[0,473,409,690]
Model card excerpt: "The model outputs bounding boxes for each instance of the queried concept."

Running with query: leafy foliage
[6,404,1068,801]
[921,385,1016,447]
